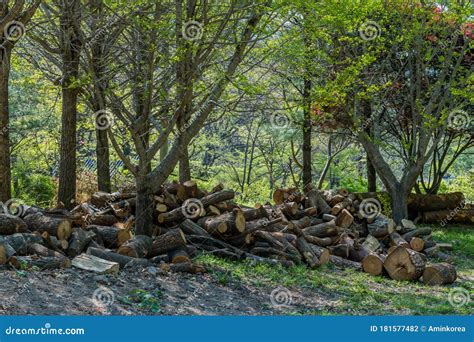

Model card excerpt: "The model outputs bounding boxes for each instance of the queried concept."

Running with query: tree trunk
[57,86,78,209]
[390,188,408,224]
[179,146,191,183]
[90,0,111,193]
[135,176,155,236]
[367,154,377,192]
[302,78,312,191]
[57,0,83,209]
[0,47,11,202]
[96,128,111,192]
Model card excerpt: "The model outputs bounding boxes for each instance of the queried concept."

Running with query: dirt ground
[0,266,333,315]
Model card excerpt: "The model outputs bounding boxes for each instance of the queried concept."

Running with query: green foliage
[446,171,474,201]
[12,164,56,207]
[119,289,162,314]
[378,193,392,218]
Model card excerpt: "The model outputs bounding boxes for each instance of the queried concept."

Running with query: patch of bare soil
[0,267,335,315]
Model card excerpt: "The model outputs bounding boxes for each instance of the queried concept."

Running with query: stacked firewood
[0,182,458,285]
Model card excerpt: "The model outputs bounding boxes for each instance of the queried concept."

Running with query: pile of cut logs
[0,182,460,285]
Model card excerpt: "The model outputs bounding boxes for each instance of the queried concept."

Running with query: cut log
[23,213,72,240]
[197,216,228,234]
[422,209,474,224]
[67,228,96,257]
[0,214,28,235]
[72,253,119,274]
[110,200,132,218]
[86,225,132,248]
[305,189,331,214]
[0,241,15,264]
[117,235,153,258]
[87,214,118,226]
[424,246,453,262]
[304,235,334,247]
[2,233,44,255]
[422,263,457,285]
[322,214,336,222]
[328,194,346,206]
[179,219,211,237]
[309,244,330,265]
[362,253,386,276]
[242,206,269,221]
[335,209,353,229]
[149,229,187,257]
[400,219,416,232]
[27,243,70,266]
[354,192,464,212]
[329,255,362,270]
[168,248,190,264]
[244,217,282,233]
[10,255,70,270]
[158,190,235,223]
[272,187,303,205]
[367,215,395,238]
[402,227,432,241]
[362,235,380,252]
[225,208,246,233]
[302,221,338,237]
[383,246,426,280]
[295,236,321,269]
[388,233,410,248]
[407,192,465,212]
[87,247,150,269]
[409,237,425,252]
[206,205,221,216]
[50,236,69,251]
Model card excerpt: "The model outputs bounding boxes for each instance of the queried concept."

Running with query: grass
[195,226,473,315]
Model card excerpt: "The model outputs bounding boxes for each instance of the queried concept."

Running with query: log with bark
[168,248,190,264]
[87,247,150,269]
[67,228,96,257]
[0,240,15,264]
[422,263,457,285]
[72,253,119,274]
[149,229,187,258]
[383,246,426,280]
[362,253,386,276]
[23,213,72,240]
[157,189,235,223]
[86,225,132,248]
[0,214,28,235]
[117,235,153,258]
[422,209,474,224]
